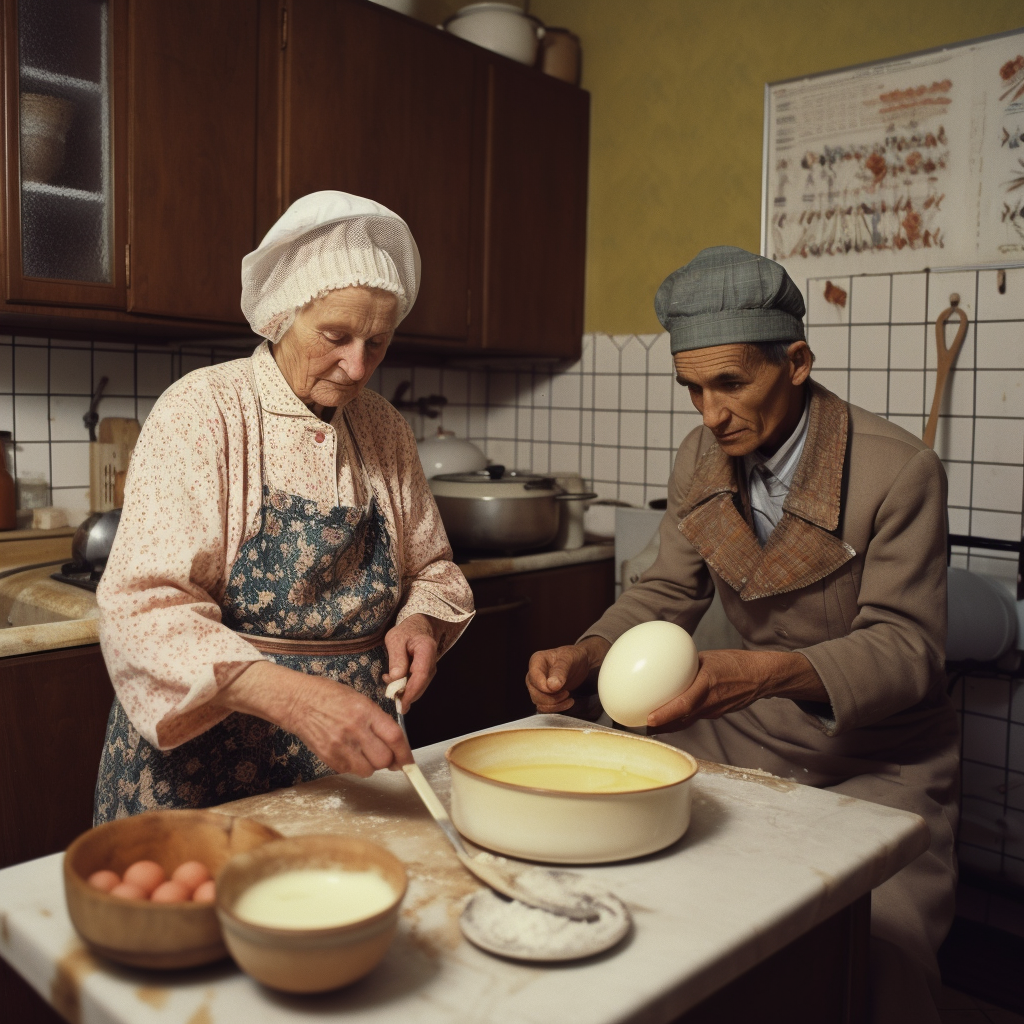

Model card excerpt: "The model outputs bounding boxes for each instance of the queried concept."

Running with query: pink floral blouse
[97,342,474,750]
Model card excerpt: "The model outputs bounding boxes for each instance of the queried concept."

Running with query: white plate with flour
[460,870,631,962]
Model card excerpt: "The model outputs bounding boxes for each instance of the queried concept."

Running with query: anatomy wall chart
[763,29,1024,277]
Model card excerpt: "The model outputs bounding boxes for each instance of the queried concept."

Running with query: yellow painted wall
[500,1,1023,333]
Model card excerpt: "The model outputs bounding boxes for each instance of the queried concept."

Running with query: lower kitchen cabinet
[406,558,615,749]
[0,644,113,870]
[0,643,113,1024]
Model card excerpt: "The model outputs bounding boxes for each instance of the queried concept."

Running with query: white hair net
[240,191,421,343]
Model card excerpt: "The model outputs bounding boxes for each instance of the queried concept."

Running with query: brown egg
[151,880,191,904]
[192,879,216,904]
[171,860,211,894]
[123,860,165,896]
[87,870,121,893]
[110,881,148,901]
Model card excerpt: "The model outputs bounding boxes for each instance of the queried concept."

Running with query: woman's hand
[525,636,611,712]
[647,649,828,731]
[214,662,412,777]
[382,613,439,707]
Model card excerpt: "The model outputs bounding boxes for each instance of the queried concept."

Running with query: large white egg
[598,621,699,728]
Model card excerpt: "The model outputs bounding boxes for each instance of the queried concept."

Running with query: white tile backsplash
[15,347,47,393]
[620,375,646,411]
[48,348,92,395]
[49,440,89,488]
[1,337,255,520]
[14,395,49,442]
[891,273,928,324]
[849,324,888,369]
[978,268,1024,321]
[850,275,891,324]
[620,336,647,374]
[976,321,1024,369]
[93,349,136,395]
[806,324,848,368]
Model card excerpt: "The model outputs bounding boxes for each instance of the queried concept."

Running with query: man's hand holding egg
[597,622,699,727]
[646,648,830,732]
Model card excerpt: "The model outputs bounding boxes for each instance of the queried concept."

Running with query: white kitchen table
[0,715,928,1024]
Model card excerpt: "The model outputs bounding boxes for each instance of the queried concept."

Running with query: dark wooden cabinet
[407,558,615,749]
[271,0,589,359]
[279,0,483,348]
[2,0,129,310]
[0,0,259,337]
[480,59,589,357]
[0,644,113,870]
[0,643,113,1024]
[1,0,588,355]
[126,0,258,325]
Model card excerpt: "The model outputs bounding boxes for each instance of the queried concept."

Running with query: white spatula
[384,677,600,921]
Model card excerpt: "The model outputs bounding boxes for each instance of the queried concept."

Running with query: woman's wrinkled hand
[382,613,439,708]
[216,661,412,777]
[525,637,611,713]
[286,673,412,776]
[646,648,828,732]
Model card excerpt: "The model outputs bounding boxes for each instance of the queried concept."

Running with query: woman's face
[273,286,400,409]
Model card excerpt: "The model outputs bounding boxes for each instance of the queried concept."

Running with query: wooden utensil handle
[923,305,969,449]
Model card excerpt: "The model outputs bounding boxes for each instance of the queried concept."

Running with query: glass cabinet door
[4,0,125,307]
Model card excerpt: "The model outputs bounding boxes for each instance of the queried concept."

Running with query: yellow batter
[480,762,663,793]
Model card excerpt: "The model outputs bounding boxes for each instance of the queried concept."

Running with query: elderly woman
[94,191,474,822]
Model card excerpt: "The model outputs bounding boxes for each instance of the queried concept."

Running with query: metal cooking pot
[71,508,121,573]
[429,466,596,552]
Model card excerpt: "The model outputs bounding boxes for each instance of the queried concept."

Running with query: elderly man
[527,247,958,1024]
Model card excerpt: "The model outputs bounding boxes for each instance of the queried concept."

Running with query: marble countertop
[0,543,615,659]
[0,715,929,1024]
[0,531,99,657]
[457,542,613,581]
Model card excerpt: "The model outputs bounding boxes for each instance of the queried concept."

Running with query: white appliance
[613,507,741,652]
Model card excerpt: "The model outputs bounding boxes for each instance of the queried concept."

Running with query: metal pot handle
[554,491,598,502]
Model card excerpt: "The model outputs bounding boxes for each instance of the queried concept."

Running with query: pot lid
[433,465,554,486]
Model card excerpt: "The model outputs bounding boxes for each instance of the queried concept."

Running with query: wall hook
[998,269,1007,295]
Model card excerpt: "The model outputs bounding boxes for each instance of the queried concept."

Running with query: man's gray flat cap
[655,246,806,354]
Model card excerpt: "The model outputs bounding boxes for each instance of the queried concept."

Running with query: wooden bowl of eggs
[63,809,282,969]
[215,835,408,993]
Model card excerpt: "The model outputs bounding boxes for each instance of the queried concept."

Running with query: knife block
[89,417,140,512]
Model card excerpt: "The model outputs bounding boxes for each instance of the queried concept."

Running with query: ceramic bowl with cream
[215,834,407,993]
[446,727,698,863]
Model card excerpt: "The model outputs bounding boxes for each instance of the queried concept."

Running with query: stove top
[50,563,102,593]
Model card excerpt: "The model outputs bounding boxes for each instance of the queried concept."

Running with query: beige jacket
[586,381,959,967]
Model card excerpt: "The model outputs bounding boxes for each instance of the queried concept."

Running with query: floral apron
[93,384,400,824]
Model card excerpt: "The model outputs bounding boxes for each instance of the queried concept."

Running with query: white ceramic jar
[443,2,545,65]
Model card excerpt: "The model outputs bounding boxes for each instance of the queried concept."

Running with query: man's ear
[789,341,813,386]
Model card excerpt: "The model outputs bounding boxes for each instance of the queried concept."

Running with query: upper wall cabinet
[278,0,483,349]
[1,0,588,354]
[268,0,589,359]
[2,0,127,309]
[481,59,588,357]
[1,0,257,332]
[126,0,257,324]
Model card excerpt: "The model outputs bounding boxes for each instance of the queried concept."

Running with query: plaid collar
[678,381,855,601]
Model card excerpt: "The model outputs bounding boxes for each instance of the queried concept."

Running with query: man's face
[673,342,812,457]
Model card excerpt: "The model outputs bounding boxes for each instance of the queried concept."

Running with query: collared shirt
[98,342,474,750]
[742,398,810,545]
